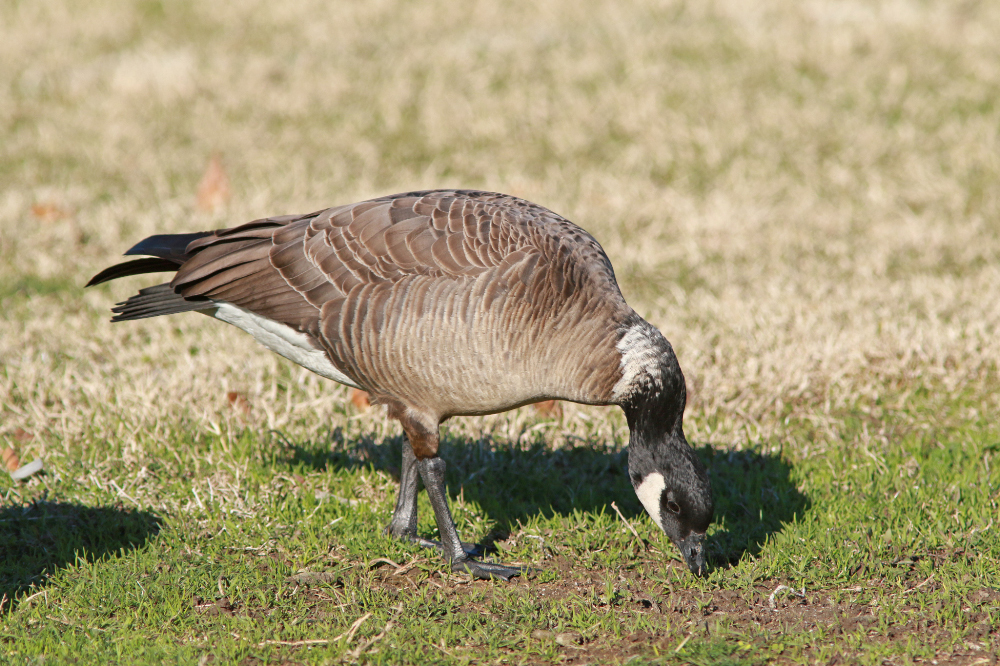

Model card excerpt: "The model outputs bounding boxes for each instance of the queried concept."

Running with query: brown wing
[172,191,617,323]
[170,190,627,402]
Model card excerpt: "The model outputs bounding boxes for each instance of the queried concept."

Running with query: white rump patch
[210,303,362,389]
[612,324,662,400]
[635,472,666,531]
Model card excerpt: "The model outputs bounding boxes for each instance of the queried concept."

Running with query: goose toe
[452,558,523,581]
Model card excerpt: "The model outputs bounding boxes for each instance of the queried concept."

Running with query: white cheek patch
[635,472,666,532]
[210,302,363,389]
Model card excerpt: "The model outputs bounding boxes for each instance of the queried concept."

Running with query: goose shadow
[0,500,162,613]
[280,427,809,570]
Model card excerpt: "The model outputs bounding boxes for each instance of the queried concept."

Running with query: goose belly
[333,283,616,416]
[382,331,601,416]
[209,303,363,389]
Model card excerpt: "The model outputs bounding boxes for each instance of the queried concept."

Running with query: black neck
[620,342,687,451]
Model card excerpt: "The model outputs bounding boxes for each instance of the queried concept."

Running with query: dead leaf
[350,388,371,410]
[196,155,231,212]
[226,391,250,415]
[532,400,562,418]
[195,596,235,616]
[2,447,19,472]
[13,428,33,442]
[30,202,70,223]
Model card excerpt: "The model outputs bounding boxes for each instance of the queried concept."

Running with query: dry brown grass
[2,0,999,462]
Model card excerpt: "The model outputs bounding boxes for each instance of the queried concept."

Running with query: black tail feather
[110,284,215,322]
[124,232,214,259]
[88,230,220,321]
[86,258,180,288]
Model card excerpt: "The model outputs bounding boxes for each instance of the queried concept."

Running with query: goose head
[627,437,713,575]
[615,322,714,575]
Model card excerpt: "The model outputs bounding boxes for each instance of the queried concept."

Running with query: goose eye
[666,500,681,515]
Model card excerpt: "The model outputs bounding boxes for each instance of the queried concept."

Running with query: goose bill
[677,532,707,576]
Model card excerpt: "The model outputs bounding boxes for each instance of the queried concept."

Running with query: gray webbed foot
[451,557,522,581]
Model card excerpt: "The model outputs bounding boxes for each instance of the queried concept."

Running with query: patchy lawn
[2,0,1000,663]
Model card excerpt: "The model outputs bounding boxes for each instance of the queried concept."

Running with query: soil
[210,543,999,666]
[262,553,1000,665]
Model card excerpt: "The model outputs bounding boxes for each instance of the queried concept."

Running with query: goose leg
[416,455,521,581]
[386,441,420,540]
[386,440,482,557]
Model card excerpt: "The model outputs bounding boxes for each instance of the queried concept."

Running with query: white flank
[635,471,666,531]
[611,324,662,400]
[210,303,363,389]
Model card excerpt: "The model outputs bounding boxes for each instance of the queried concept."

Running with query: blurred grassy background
[3,0,999,445]
[2,0,999,663]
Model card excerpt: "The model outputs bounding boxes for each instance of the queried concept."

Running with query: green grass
[2,386,997,664]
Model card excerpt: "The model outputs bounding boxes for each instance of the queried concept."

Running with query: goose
[88,190,714,579]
